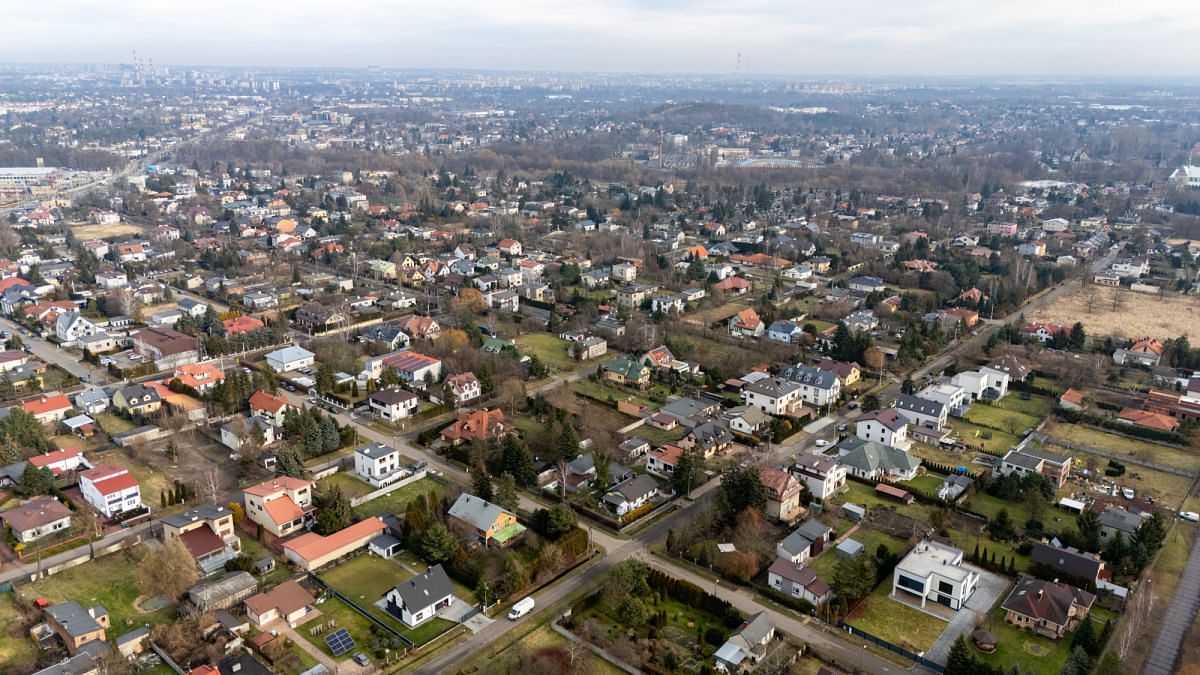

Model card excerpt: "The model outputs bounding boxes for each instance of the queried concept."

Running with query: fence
[840,622,945,672]
[306,573,415,649]
[350,469,430,507]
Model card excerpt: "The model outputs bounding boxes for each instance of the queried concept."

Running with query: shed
[1058,497,1086,514]
[842,503,866,521]
[254,557,275,575]
[874,483,914,505]
[370,534,402,559]
[836,538,865,559]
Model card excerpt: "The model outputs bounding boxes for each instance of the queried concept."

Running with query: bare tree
[197,467,223,505]
[1112,578,1158,660]
[137,537,199,600]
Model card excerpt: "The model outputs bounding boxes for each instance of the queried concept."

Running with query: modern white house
[916,383,969,416]
[368,388,420,421]
[790,454,847,500]
[78,464,142,518]
[855,409,911,451]
[265,346,315,373]
[354,442,407,488]
[950,367,1010,401]
[385,564,457,627]
[892,540,979,611]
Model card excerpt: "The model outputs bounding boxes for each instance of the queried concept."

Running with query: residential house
[837,437,921,481]
[264,346,315,373]
[646,444,685,480]
[741,377,802,416]
[379,350,442,385]
[293,303,349,333]
[602,475,661,517]
[778,365,842,407]
[242,477,314,538]
[855,409,910,450]
[1113,338,1165,367]
[384,564,456,628]
[74,389,110,415]
[848,276,886,293]
[282,517,386,571]
[728,308,765,338]
[814,359,862,388]
[368,388,420,422]
[759,467,804,522]
[1,496,72,542]
[248,391,291,427]
[1116,407,1180,432]
[45,601,109,655]
[722,405,771,435]
[892,540,980,611]
[766,320,805,344]
[445,373,482,406]
[938,474,974,502]
[776,519,833,564]
[441,408,512,445]
[950,367,1010,401]
[112,384,162,416]
[714,612,775,672]
[894,394,948,430]
[447,493,526,547]
[601,356,651,387]
[161,504,241,574]
[1001,575,1096,639]
[24,393,74,424]
[1000,447,1072,489]
[1029,543,1106,586]
[244,580,318,629]
[564,452,633,493]
[790,454,847,500]
[130,327,201,369]
[54,311,99,343]
[354,443,408,488]
[767,559,831,605]
[1058,388,1087,411]
[396,315,441,341]
[1098,506,1147,543]
[681,419,734,457]
[78,464,142,518]
[27,447,87,475]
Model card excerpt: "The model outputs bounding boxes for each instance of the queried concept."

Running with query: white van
[508,597,535,620]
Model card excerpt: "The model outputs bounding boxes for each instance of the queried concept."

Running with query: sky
[4,0,1197,77]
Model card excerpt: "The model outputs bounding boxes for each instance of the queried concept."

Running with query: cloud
[3,0,1196,76]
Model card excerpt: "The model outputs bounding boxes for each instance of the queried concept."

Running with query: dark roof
[45,601,104,638]
[390,563,454,610]
[1001,575,1096,627]
[217,653,273,675]
[1030,542,1104,580]
[895,394,944,417]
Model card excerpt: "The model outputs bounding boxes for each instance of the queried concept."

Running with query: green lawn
[846,581,948,654]
[942,526,1030,573]
[807,526,908,582]
[974,603,1100,675]
[353,477,445,519]
[94,412,136,434]
[515,333,582,373]
[1042,421,1196,473]
[0,593,37,673]
[572,378,655,409]
[238,535,291,586]
[317,472,375,500]
[947,419,1020,454]
[996,394,1053,418]
[900,473,945,495]
[19,545,175,641]
[964,405,1040,435]
[298,596,383,664]
[319,554,459,646]
[638,424,688,446]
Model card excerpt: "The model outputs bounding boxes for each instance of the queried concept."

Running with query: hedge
[1057,409,1187,445]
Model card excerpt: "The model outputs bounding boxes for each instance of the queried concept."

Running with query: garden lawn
[572,378,655,409]
[19,545,175,640]
[353,477,445,518]
[297,596,381,664]
[0,593,37,672]
[996,394,1053,417]
[317,471,375,500]
[947,419,1020,454]
[806,526,907,581]
[900,473,945,496]
[964,405,1040,435]
[831,480,933,522]
[319,555,457,646]
[638,424,688,446]
[846,581,948,654]
[238,535,290,586]
[459,623,624,675]
[908,440,991,470]
[94,412,135,434]
[515,334,582,373]
[975,604,1082,675]
[942,526,1030,573]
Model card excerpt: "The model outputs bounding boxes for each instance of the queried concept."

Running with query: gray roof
[74,388,109,406]
[732,611,774,646]
[607,474,660,502]
[32,653,99,675]
[188,572,257,608]
[369,389,419,406]
[659,396,714,424]
[1098,507,1146,535]
[45,601,106,638]
[117,383,160,403]
[895,394,944,417]
[743,377,800,398]
[689,419,733,450]
[161,503,230,528]
[779,364,838,390]
[355,442,398,459]
[779,519,832,557]
[1030,543,1104,580]
[837,437,921,475]
[390,563,454,611]
[448,493,514,532]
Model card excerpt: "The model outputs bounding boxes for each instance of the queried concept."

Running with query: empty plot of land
[70,222,145,238]
[682,301,750,326]
[1029,284,1200,338]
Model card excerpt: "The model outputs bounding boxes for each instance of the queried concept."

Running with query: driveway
[925,565,1010,664]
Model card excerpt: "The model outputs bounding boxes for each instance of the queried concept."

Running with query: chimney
[1037,589,1044,600]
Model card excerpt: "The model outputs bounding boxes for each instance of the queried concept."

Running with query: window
[896,575,925,594]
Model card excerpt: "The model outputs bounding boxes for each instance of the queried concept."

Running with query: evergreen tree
[274,447,305,477]
[1060,646,1092,675]
[494,473,519,511]
[556,422,580,460]
[1072,617,1098,657]
[313,486,353,535]
[471,467,494,502]
[944,635,977,675]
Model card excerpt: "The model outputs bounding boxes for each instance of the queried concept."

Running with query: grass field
[846,581,948,654]
[964,405,1041,435]
[996,394,1054,418]
[571,377,656,409]
[900,473,945,495]
[807,525,908,581]
[317,471,375,499]
[19,545,175,640]
[975,603,1087,675]
[515,333,582,373]
[298,595,382,664]
[0,594,37,673]
[70,222,145,239]
[94,412,136,434]
[1041,421,1197,473]
[462,623,626,675]
[1029,283,1200,340]
[947,418,1020,454]
[320,554,461,646]
[1123,522,1197,674]
[353,477,445,519]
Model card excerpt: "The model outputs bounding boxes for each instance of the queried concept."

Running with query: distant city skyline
[4,0,1198,77]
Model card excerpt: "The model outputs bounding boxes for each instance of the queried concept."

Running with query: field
[995,393,1054,418]
[947,418,1020,454]
[1041,421,1198,474]
[963,405,1040,436]
[0,594,37,673]
[460,623,625,675]
[319,554,462,646]
[317,471,375,499]
[845,581,948,654]
[353,477,446,518]
[515,333,583,373]
[806,525,908,581]
[572,377,657,408]
[70,222,145,239]
[18,545,176,640]
[1028,283,1200,339]
[681,301,750,327]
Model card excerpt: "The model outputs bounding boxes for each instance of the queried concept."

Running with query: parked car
[352,653,369,666]
[1122,487,1135,500]
[815,439,829,448]
[1180,511,1199,522]
[508,596,535,620]
[836,423,848,432]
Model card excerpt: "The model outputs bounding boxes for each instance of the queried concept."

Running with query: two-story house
[368,388,420,422]
[790,454,847,501]
[354,442,407,488]
[161,504,241,574]
[447,493,526,547]
[854,408,911,451]
[759,467,804,522]
[242,477,314,538]
[892,540,979,611]
[78,464,142,518]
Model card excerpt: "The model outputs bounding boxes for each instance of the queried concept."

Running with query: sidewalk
[0,520,155,584]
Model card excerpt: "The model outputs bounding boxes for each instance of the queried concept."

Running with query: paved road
[1142,526,1200,675]
[0,519,156,584]
[0,316,110,386]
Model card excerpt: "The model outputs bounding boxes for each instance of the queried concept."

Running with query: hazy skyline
[4,0,1197,77]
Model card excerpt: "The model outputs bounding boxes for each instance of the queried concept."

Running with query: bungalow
[385,564,457,628]
[767,558,831,605]
[848,275,885,293]
[28,447,87,475]
[282,517,386,571]
[244,580,318,629]
[728,308,765,338]
[265,346,315,373]
[1058,388,1086,411]
[381,350,443,385]
[23,393,74,424]
[776,519,833,564]
[837,437,921,481]
[1,496,73,543]
[602,475,660,517]
[1117,407,1180,432]
[722,405,771,435]
[766,320,805,344]
[1001,575,1096,640]
[447,493,525,547]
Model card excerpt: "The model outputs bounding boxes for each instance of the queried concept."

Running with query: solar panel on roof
[325,628,356,657]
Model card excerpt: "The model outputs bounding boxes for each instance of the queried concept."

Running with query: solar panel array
[325,628,356,657]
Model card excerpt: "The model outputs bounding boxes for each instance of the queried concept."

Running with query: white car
[1180,511,1199,522]
[1121,487,1135,500]
[815,439,829,448]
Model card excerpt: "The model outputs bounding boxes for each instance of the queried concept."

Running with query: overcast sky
[5,0,1196,77]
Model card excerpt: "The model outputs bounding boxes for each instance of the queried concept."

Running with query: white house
[740,377,801,416]
[385,564,456,627]
[892,540,979,611]
[767,558,831,606]
[790,454,847,500]
[265,346,315,373]
[368,388,420,421]
[445,373,482,406]
[950,367,1010,401]
[894,394,947,430]
[54,311,99,343]
[78,464,142,518]
[714,612,776,672]
[854,408,910,451]
[354,442,407,488]
[778,365,841,407]
[602,475,660,516]
[917,383,969,415]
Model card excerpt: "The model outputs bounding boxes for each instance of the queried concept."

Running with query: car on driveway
[352,653,369,666]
